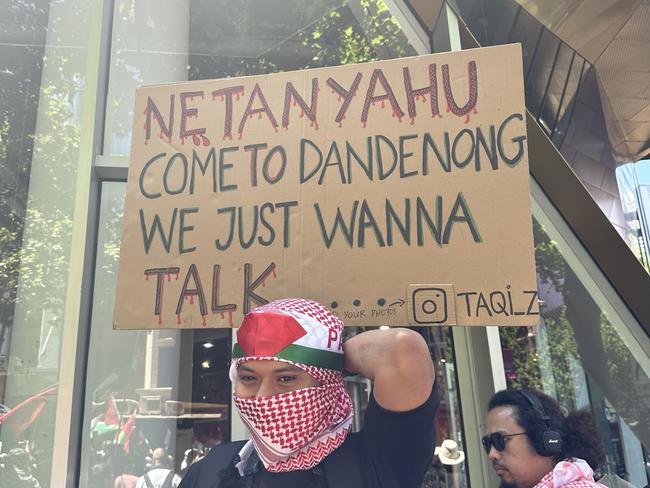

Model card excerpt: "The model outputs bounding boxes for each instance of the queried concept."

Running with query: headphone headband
[519,390,550,424]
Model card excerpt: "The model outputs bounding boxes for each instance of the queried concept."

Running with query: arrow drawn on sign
[389,299,405,308]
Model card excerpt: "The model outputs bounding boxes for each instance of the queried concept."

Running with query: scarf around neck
[533,459,607,488]
[230,298,353,472]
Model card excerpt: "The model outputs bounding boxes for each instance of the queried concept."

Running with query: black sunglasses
[481,432,528,453]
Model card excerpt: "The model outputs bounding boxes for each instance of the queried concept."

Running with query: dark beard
[499,481,518,488]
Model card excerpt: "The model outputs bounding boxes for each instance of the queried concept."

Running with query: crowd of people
[85,432,213,488]
[0,447,42,488]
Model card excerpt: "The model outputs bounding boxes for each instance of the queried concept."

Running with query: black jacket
[179,435,366,488]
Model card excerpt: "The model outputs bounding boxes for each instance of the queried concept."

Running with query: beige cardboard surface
[113,44,539,329]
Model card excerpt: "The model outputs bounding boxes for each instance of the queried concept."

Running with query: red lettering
[176,263,208,316]
[243,262,276,314]
[144,95,175,143]
[361,68,404,127]
[211,264,237,314]
[442,60,478,124]
[145,267,180,319]
[212,85,245,140]
[327,73,363,127]
[403,64,440,124]
[238,84,279,139]
[282,78,320,130]
[327,329,338,349]
[180,91,207,145]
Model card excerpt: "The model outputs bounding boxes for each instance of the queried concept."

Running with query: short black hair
[488,389,605,470]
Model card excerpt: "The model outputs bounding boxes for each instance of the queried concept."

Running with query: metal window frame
[382,0,431,54]
[536,38,561,125]
[57,0,116,486]
[556,58,586,149]
[549,49,576,138]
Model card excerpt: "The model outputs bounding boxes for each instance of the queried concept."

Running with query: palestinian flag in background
[0,384,58,440]
[117,411,136,453]
[90,396,121,439]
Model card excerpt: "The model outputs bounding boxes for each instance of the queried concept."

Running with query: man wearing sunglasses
[483,389,606,488]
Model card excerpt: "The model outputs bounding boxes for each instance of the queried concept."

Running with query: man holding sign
[179,298,438,488]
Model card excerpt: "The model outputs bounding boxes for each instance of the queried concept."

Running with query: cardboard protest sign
[113,43,539,329]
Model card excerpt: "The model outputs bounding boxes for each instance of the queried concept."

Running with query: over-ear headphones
[519,391,563,457]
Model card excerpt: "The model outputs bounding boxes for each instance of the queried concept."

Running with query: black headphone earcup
[540,430,563,456]
[519,391,563,457]
[530,431,547,456]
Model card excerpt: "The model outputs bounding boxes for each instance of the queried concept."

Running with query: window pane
[79,181,233,486]
[0,0,98,486]
[419,327,469,488]
[499,216,650,486]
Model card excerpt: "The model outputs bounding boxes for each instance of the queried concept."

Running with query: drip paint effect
[238,83,279,139]
[141,60,478,147]
[142,263,279,327]
[361,68,405,128]
[442,61,478,124]
[282,79,320,131]
[212,85,245,140]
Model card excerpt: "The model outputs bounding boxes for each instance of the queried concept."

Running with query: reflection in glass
[616,162,650,271]
[419,327,469,488]
[80,182,232,486]
[1,0,98,486]
[499,218,650,487]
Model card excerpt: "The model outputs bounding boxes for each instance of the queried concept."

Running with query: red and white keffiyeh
[230,298,353,472]
[533,459,607,488]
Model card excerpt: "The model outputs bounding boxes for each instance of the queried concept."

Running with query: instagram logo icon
[412,287,448,324]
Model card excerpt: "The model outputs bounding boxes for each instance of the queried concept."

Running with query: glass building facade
[0,1,649,487]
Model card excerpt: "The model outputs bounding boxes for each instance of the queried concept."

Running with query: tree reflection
[501,219,650,475]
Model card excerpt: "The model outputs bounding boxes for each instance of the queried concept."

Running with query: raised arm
[343,328,435,412]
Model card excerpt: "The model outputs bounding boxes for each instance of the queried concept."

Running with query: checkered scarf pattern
[231,299,353,472]
[533,459,607,488]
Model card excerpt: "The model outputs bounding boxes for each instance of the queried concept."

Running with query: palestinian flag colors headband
[232,298,345,371]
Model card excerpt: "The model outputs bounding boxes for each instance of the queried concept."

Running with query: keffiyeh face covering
[230,298,353,472]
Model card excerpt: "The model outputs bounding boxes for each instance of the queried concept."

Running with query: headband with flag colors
[232,298,345,371]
